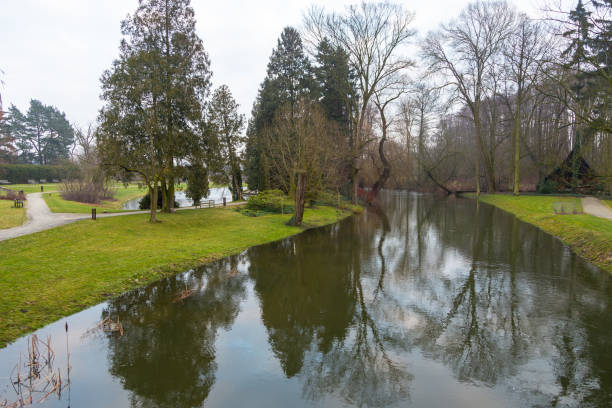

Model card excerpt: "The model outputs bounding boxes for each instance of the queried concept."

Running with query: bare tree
[262,99,340,224]
[422,0,515,194]
[503,13,549,195]
[305,2,415,203]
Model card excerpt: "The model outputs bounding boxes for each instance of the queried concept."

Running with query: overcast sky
[0,0,545,129]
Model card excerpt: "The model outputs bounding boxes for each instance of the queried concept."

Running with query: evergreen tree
[313,39,356,193]
[244,27,315,191]
[4,100,74,164]
[208,85,245,200]
[98,0,211,221]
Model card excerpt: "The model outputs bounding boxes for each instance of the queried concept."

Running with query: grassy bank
[473,194,612,273]
[43,185,147,213]
[0,200,26,229]
[5,183,61,193]
[0,204,358,347]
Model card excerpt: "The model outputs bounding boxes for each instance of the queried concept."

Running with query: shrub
[245,190,294,214]
[537,179,556,194]
[0,163,80,184]
[60,180,115,204]
[0,189,25,201]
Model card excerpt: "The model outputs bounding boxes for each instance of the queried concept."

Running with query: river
[1,192,610,407]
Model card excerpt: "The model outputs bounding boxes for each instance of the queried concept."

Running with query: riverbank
[471,194,612,273]
[0,204,359,347]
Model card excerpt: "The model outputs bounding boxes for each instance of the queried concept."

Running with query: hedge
[0,164,80,183]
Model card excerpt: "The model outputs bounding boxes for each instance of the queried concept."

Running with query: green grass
[472,194,612,273]
[4,183,61,193]
[604,199,612,211]
[0,200,26,229]
[43,184,147,213]
[0,204,358,347]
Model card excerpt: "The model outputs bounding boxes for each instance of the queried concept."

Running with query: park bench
[194,200,215,208]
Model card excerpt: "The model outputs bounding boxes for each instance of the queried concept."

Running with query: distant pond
[1,192,610,407]
[122,187,233,210]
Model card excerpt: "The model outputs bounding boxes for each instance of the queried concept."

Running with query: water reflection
[101,192,612,407]
[102,258,247,407]
[1,192,609,407]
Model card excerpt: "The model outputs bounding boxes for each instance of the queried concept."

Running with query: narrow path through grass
[472,194,612,273]
[0,205,357,347]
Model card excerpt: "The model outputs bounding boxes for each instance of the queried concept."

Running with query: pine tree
[208,85,245,200]
[244,27,315,191]
[5,100,74,164]
[98,0,211,221]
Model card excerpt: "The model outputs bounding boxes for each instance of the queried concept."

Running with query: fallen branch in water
[82,316,123,339]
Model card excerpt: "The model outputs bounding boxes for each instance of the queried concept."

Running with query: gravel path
[582,197,612,220]
[0,193,243,242]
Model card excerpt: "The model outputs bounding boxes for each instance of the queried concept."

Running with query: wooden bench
[194,200,215,208]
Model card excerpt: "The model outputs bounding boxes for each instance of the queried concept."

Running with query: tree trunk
[292,170,306,226]
[474,110,482,196]
[167,179,174,211]
[513,102,521,195]
[149,183,158,223]
[161,180,168,212]
[368,108,391,204]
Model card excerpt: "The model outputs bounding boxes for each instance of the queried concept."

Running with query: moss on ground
[0,204,358,347]
[472,194,612,274]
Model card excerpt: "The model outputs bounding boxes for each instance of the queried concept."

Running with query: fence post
[92,208,96,220]
[223,197,226,207]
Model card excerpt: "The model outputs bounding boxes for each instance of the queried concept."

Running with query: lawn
[4,183,61,193]
[43,184,147,213]
[473,194,612,273]
[0,204,358,347]
[0,200,26,229]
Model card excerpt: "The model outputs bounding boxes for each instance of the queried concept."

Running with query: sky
[0,0,546,129]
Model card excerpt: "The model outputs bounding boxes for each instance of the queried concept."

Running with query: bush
[0,164,80,184]
[537,179,556,194]
[245,190,294,214]
[138,186,180,210]
[60,180,114,204]
[0,189,25,201]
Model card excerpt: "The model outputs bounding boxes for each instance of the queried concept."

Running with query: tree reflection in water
[101,257,247,408]
[95,192,611,407]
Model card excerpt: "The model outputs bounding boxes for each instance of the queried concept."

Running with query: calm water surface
[122,187,233,210]
[1,192,611,407]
